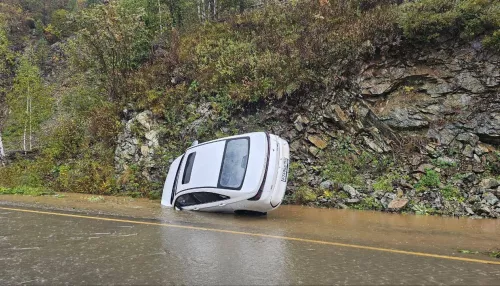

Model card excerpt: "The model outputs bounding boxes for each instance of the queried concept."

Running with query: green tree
[7,49,52,152]
[67,1,151,101]
[0,20,14,162]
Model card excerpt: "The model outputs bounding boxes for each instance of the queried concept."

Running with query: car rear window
[182,152,196,184]
[218,138,249,189]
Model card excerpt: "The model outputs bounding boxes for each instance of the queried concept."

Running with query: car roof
[177,132,267,193]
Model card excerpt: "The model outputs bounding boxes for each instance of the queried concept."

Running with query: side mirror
[191,140,199,147]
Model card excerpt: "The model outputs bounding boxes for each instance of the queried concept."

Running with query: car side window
[175,192,229,208]
[182,152,196,184]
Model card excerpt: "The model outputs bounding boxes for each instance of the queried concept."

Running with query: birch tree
[0,20,14,163]
[7,50,52,153]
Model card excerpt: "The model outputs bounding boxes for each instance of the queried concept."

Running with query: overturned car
[161,132,290,214]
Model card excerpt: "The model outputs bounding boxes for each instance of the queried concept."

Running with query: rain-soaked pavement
[1,194,500,285]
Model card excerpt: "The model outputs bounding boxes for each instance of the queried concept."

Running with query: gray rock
[363,136,384,153]
[136,111,153,130]
[456,133,479,145]
[381,193,396,208]
[346,198,361,204]
[381,108,429,130]
[473,154,481,163]
[443,94,472,109]
[422,80,452,95]
[456,71,485,93]
[468,195,481,203]
[320,180,333,190]
[480,205,492,215]
[474,145,489,156]
[294,115,309,132]
[140,145,149,157]
[427,126,459,146]
[294,122,304,132]
[483,192,499,205]
[462,172,477,183]
[145,130,159,147]
[462,145,474,158]
[436,156,456,166]
[343,185,360,198]
[480,178,500,189]
[474,113,500,145]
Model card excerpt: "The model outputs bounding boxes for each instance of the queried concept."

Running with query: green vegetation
[0,186,54,196]
[0,0,498,199]
[372,171,403,192]
[489,250,500,259]
[288,161,305,183]
[439,185,464,202]
[322,141,393,188]
[6,50,53,152]
[458,249,500,259]
[433,158,458,168]
[87,195,105,202]
[291,186,318,204]
[411,202,436,215]
[351,197,384,211]
[399,0,500,50]
[415,169,441,191]
[458,249,479,255]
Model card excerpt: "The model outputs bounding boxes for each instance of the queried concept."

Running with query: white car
[161,132,290,214]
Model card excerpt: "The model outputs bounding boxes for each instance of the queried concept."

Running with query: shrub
[0,159,49,188]
[0,186,54,196]
[440,185,464,201]
[179,0,398,117]
[399,0,500,48]
[43,118,85,161]
[51,156,116,194]
[372,173,396,192]
[291,186,318,204]
[415,169,441,191]
[352,196,384,210]
[412,202,435,215]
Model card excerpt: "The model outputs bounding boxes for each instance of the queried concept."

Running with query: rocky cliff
[115,38,500,218]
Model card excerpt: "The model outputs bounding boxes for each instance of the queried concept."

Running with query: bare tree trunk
[23,90,28,154]
[29,97,32,151]
[0,130,5,166]
[213,0,217,20]
[158,0,163,31]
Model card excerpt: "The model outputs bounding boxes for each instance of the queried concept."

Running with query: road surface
[1,197,500,285]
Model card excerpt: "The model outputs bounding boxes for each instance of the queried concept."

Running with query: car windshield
[218,138,249,189]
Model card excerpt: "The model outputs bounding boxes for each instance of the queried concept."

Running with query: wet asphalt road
[1,203,500,285]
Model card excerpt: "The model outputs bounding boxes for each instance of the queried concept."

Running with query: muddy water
[1,193,499,257]
[2,194,500,285]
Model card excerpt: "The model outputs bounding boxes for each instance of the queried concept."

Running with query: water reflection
[159,209,290,285]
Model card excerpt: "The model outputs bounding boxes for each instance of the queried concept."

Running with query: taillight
[249,133,270,201]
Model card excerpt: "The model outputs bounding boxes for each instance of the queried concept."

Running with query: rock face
[114,111,164,183]
[114,39,500,218]
[360,45,499,151]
